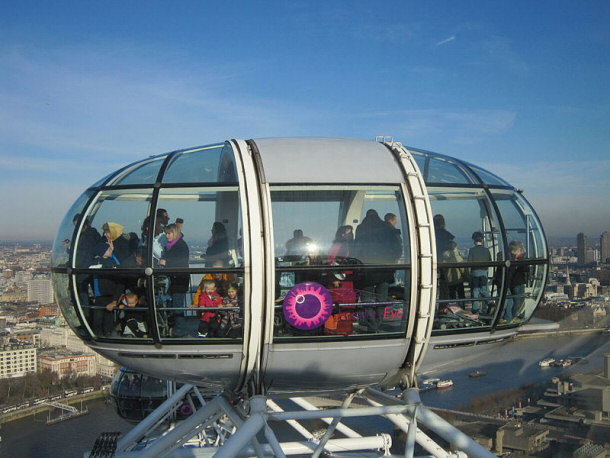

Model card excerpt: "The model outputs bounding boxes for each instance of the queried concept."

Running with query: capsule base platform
[98,385,495,458]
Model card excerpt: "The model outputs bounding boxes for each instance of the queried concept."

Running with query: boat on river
[468,370,487,378]
[418,383,436,392]
[436,380,454,389]
[538,358,555,367]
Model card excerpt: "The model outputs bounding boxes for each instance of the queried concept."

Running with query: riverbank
[0,398,133,458]
[0,390,106,425]
[517,326,605,338]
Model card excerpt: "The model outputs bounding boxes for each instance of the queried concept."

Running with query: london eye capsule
[51,137,548,395]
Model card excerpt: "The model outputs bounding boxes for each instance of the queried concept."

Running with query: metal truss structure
[91,385,496,458]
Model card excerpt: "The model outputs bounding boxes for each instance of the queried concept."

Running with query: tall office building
[577,232,587,264]
[576,232,587,264]
[601,232,610,264]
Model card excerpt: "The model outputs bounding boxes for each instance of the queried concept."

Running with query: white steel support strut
[97,387,497,458]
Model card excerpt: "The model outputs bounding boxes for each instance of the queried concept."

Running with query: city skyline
[1,1,609,240]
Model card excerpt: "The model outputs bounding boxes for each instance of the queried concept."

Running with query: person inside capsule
[500,240,529,324]
[158,223,192,337]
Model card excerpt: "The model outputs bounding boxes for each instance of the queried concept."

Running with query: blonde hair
[202,280,216,290]
[125,292,138,305]
[164,223,180,239]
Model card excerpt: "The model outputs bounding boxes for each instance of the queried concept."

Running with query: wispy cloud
[0,44,299,161]
[435,36,456,47]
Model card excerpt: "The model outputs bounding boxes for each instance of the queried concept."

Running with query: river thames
[1,331,608,457]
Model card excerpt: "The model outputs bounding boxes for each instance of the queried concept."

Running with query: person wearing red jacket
[194,280,222,337]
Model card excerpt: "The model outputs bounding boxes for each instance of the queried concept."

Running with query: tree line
[0,370,105,406]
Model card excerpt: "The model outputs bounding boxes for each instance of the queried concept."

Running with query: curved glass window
[411,151,427,178]
[271,185,410,340]
[493,191,546,260]
[76,272,153,340]
[54,142,247,343]
[152,186,244,343]
[108,156,168,186]
[155,187,242,267]
[428,188,503,330]
[492,190,547,327]
[162,144,236,184]
[110,368,168,421]
[90,172,118,189]
[468,164,510,186]
[79,189,152,268]
[427,157,474,184]
[51,272,88,337]
[52,190,94,268]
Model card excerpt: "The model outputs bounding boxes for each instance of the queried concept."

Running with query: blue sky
[1,1,608,241]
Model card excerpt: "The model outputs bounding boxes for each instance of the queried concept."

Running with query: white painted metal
[107,387,496,458]
[388,142,437,381]
[253,137,403,183]
[229,139,266,391]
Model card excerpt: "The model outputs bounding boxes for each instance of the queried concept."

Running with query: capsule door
[250,140,435,393]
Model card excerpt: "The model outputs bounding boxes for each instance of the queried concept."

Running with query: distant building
[573,443,606,458]
[586,248,599,264]
[577,233,588,265]
[601,232,610,264]
[573,283,597,299]
[40,326,67,348]
[26,278,54,305]
[548,354,610,443]
[14,270,32,285]
[39,324,119,378]
[0,343,37,379]
[594,268,610,286]
[12,329,41,346]
[495,421,549,454]
[38,351,97,378]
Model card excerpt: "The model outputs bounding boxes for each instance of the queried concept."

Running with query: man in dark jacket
[434,214,455,299]
[72,215,101,320]
[91,239,125,337]
[355,209,402,300]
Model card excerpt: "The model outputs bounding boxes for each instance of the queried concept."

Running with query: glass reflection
[271,185,410,339]
[80,189,152,269]
[155,265,245,341]
[429,189,503,330]
[110,368,168,422]
[52,191,94,268]
[162,144,234,184]
[108,156,167,186]
[52,273,88,337]
[155,187,241,268]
